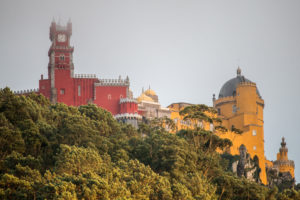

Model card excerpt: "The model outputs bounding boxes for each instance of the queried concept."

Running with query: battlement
[273,160,295,168]
[50,20,72,41]
[237,82,257,87]
[50,45,74,50]
[115,113,142,120]
[120,98,137,104]
[95,76,130,86]
[215,96,235,106]
[74,74,97,79]
[14,88,39,95]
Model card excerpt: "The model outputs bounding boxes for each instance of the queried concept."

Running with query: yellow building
[272,137,295,178]
[213,68,267,184]
[136,87,171,120]
[168,68,268,184]
[167,68,296,184]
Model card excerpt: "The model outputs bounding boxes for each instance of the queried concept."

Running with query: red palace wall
[39,79,51,99]
[94,86,127,115]
[120,102,138,114]
[73,78,97,106]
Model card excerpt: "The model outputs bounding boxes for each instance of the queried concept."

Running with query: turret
[273,137,295,178]
[67,19,72,36]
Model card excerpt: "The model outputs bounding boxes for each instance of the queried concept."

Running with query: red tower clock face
[57,34,66,42]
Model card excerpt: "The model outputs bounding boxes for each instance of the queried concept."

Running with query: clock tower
[48,19,74,103]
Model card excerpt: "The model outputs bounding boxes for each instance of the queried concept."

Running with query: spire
[58,16,61,25]
[237,67,241,76]
[281,137,286,148]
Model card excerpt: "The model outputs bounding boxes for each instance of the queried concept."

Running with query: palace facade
[13,21,294,184]
[168,68,295,184]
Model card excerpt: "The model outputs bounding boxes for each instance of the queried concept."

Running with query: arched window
[108,94,111,100]
[60,55,65,61]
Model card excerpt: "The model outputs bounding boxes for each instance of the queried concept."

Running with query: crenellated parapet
[120,98,137,104]
[214,96,236,107]
[95,76,130,86]
[115,113,142,120]
[237,81,257,88]
[74,74,97,79]
[273,160,295,168]
[14,88,39,95]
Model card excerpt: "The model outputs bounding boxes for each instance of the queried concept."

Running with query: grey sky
[1,0,300,183]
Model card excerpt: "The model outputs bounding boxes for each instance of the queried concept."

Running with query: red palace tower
[15,20,141,126]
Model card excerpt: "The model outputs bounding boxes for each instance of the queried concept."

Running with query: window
[120,95,123,98]
[108,94,111,100]
[210,123,214,131]
[232,105,237,113]
[78,85,81,96]
[41,85,45,90]
[198,121,203,128]
[60,89,65,95]
[60,55,65,61]
[253,146,257,151]
[252,130,257,136]
[217,108,221,115]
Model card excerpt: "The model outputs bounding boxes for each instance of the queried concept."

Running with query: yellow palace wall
[168,82,268,184]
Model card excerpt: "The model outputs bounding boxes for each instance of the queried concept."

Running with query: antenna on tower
[237,66,242,76]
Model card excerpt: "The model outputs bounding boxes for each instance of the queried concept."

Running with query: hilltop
[0,87,299,200]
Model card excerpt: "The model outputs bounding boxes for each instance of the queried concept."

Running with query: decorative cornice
[115,113,142,119]
[273,160,295,168]
[74,74,97,79]
[120,98,137,104]
[95,77,129,86]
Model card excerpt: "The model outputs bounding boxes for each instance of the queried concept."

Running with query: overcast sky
[1,0,299,183]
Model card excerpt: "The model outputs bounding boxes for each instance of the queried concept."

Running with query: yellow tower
[273,137,295,178]
[213,68,267,184]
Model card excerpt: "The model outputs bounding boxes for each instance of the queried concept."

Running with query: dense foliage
[0,87,299,199]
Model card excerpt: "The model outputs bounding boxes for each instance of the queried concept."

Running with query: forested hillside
[0,87,299,200]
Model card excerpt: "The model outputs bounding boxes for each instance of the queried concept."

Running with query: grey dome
[218,72,261,98]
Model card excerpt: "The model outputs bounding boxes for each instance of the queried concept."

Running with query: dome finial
[237,67,241,76]
[281,137,286,148]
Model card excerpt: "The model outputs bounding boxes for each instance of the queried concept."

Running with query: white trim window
[78,85,81,96]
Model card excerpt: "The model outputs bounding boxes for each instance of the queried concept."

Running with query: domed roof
[218,68,261,98]
[137,93,154,102]
[144,88,157,96]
